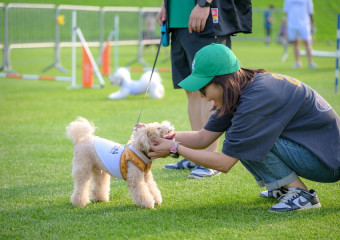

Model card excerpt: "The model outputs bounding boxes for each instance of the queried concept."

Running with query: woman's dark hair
[210,68,268,116]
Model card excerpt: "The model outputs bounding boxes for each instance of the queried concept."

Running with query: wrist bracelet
[169,139,180,158]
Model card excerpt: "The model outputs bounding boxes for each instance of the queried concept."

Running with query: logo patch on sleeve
[211,8,218,23]
[315,93,332,112]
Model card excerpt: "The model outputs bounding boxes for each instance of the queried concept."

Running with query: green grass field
[1,0,340,239]
[1,39,340,239]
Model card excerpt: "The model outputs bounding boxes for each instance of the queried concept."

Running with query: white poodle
[66,117,174,208]
[108,67,165,100]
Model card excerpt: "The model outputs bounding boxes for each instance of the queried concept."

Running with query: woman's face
[199,83,223,109]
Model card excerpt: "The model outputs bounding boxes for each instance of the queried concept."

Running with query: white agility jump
[300,50,338,58]
[0,72,72,81]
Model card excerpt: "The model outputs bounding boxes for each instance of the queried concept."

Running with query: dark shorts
[170,28,231,89]
[265,26,272,36]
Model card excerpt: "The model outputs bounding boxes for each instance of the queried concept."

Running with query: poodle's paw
[91,192,109,202]
[71,196,90,207]
[139,202,155,209]
[134,197,155,209]
[154,195,162,206]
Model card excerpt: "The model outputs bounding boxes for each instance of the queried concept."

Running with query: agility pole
[70,10,105,89]
[76,28,105,87]
[97,15,119,75]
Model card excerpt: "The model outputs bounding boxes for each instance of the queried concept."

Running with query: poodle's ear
[132,126,152,153]
[152,121,174,139]
[161,121,174,133]
[132,121,174,154]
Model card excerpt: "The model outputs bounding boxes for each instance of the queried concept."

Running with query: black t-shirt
[204,72,340,170]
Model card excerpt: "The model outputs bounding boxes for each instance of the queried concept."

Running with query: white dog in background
[108,67,165,100]
[66,117,174,209]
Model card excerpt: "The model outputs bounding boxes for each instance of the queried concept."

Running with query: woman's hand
[148,137,172,159]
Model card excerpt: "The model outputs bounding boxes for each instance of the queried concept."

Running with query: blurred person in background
[284,0,317,68]
[264,4,274,45]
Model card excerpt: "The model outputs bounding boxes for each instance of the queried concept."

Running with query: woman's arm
[174,128,223,149]
[176,144,238,173]
[148,130,238,173]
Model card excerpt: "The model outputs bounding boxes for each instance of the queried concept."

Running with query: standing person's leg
[287,26,302,68]
[265,26,270,45]
[182,32,231,179]
[164,29,229,178]
[185,89,220,179]
[163,29,198,171]
[304,40,313,65]
[300,25,317,68]
[303,40,317,68]
[186,91,218,149]
[292,39,302,68]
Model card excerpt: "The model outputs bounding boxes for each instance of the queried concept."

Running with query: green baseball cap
[178,43,240,91]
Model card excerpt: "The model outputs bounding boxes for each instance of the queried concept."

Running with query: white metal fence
[0,3,162,73]
[0,3,285,74]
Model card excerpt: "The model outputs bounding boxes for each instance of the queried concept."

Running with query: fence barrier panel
[0,4,287,75]
[5,4,337,90]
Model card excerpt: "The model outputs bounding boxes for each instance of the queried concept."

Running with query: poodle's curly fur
[66,117,174,208]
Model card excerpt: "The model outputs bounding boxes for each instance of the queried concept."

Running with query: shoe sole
[163,166,196,170]
[259,193,282,199]
[163,160,197,170]
[260,195,277,199]
[269,203,322,213]
[188,172,221,179]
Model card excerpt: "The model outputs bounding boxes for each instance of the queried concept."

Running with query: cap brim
[178,74,214,91]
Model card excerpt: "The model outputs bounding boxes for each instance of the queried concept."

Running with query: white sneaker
[309,62,318,69]
[269,187,321,212]
[292,62,302,68]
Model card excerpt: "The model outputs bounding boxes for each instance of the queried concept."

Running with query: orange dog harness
[120,147,152,180]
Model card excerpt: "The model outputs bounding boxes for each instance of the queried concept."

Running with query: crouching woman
[148,44,340,212]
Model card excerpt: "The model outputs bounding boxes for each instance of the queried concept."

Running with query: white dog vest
[94,137,150,180]
[95,137,125,179]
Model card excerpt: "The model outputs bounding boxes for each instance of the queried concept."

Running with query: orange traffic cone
[101,40,110,75]
[82,46,93,88]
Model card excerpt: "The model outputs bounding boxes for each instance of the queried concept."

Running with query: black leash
[135,27,166,127]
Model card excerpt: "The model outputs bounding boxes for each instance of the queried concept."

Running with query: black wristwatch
[197,0,212,7]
